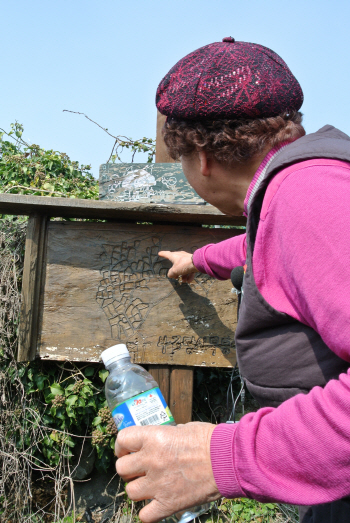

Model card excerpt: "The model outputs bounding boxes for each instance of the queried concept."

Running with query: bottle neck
[105,356,131,372]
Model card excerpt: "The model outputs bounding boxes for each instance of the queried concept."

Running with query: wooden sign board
[37,221,242,367]
[99,163,205,205]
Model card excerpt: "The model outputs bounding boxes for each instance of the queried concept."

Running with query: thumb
[182,272,196,284]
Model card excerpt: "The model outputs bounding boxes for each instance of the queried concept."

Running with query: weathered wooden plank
[147,365,170,405]
[156,111,175,163]
[37,221,240,365]
[18,214,47,361]
[0,194,246,226]
[99,163,205,205]
[170,367,193,424]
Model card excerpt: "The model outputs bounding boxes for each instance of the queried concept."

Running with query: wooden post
[155,111,177,163]
[149,111,194,424]
[18,213,47,361]
[170,367,194,424]
[147,365,170,405]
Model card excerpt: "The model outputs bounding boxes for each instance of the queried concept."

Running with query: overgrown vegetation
[0,125,120,521]
[0,124,297,522]
[0,122,98,199]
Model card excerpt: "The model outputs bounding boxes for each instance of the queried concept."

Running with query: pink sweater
[193,152,350,505]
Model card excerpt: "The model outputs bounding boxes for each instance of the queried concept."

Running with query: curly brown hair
[162,111,305,165]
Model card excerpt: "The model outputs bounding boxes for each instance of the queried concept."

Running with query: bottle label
[112,387,175,431]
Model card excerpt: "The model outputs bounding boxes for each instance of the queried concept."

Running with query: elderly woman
[115,38,350,523]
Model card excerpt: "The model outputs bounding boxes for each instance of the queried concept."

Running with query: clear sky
[1,0,350,177]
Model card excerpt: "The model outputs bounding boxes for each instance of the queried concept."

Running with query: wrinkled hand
[115,422,221,523]
[158,250,198,283]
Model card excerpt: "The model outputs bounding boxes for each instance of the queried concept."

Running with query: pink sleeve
[211,369,350,504]
[210,161,350,504]
[192,233,247,280]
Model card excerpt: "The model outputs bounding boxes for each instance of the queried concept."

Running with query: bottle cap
[101,344,130,367]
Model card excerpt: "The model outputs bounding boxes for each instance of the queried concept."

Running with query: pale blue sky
[1,0,350,177]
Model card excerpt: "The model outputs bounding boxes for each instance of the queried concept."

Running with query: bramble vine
[63,110,156,163]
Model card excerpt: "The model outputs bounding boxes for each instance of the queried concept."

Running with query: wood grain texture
[156,111,176,163]
[170,367,193,424]
[18,214,47,361]
[0,194,246,226]
[37,221,241,366]
[99,163,205,205]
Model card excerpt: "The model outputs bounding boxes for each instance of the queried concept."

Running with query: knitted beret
[156,37,303,120]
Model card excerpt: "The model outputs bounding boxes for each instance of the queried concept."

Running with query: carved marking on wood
[38,222,242,366]
[157,335,234,356]
[96,237,168,340]
[95,235,221,347]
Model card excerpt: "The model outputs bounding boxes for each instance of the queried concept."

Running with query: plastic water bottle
[101,344,210,523]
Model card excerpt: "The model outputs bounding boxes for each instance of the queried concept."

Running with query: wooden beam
[170,367,194,424]
[18,214,47,361]
[156,111,176,163]
[0,194,246,226]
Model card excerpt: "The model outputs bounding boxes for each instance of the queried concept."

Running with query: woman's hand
[158,250,198,283]
[115,422,221,523]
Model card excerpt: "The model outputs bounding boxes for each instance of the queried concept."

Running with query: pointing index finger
[158,250,173,261]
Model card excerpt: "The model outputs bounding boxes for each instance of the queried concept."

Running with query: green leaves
[0,123,98,200]
[99,368,109,383]
[218,497,278,522]
[65,394,78,407]
[84,366,95,377]
[50,383,64,396]
[108,135,155,164]
[92,416,102,427]
[35,374,46,390]
[3,357,109,470]
[42,182,55,192]
[50,431,60,442]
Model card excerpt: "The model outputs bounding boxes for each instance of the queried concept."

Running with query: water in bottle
[101,344,210,523]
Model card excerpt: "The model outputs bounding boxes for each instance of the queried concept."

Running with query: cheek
[184,172,196,189]
[181,164,196,188]
[186,177,203,198]
[180,157,204,196]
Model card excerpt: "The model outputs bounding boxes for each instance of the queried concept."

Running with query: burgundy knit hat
[156,37,303,120]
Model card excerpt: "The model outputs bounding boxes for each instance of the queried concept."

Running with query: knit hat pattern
[156,39,303,120]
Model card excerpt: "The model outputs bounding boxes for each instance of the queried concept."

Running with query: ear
[198,150,211,176]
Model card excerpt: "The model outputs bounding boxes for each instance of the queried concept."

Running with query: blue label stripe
[112,387,174,431]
